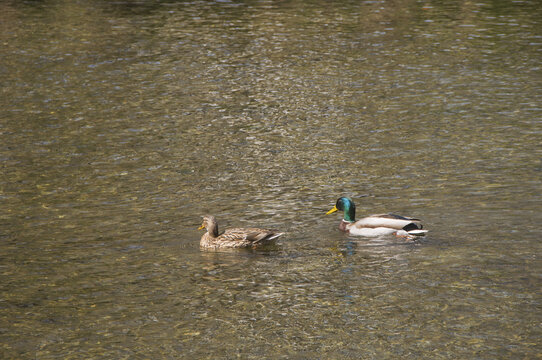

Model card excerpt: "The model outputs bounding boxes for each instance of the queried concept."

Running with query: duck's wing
[353,213,423,231]
[222,228,283,244]
[375,213,422,222]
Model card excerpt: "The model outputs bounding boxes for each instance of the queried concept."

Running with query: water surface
[1,0,541,358]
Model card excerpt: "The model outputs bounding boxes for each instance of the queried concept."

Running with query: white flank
[355,216,413,230]
[347,226,398,237]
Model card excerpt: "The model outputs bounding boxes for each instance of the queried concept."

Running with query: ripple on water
[1,0,541,358]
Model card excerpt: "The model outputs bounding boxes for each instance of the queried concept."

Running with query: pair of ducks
[199,197,428,249]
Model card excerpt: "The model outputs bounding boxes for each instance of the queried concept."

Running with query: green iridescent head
[326,197,356,222]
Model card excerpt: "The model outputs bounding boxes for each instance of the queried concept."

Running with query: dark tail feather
[402,223,421,232]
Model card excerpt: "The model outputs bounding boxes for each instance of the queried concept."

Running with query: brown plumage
[198,215,284,249]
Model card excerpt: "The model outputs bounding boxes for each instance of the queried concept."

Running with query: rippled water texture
[1,0,541,358]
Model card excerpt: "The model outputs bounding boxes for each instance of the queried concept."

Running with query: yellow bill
[326,205,338,215]
[198,224,205,230]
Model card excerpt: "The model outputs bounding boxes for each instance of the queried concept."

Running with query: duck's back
[200,228,282,249]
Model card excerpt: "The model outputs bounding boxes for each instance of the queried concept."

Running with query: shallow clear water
[1,0,541,358]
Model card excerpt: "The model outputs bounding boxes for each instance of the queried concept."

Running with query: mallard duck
[326,197,428,237]
[198,215,284,249]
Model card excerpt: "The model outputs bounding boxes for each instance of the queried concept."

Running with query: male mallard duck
[326,197,428,237]
[198,215,284,249]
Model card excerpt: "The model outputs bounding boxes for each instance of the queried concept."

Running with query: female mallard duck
[198,215,284,249]
[326,197,428,237]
